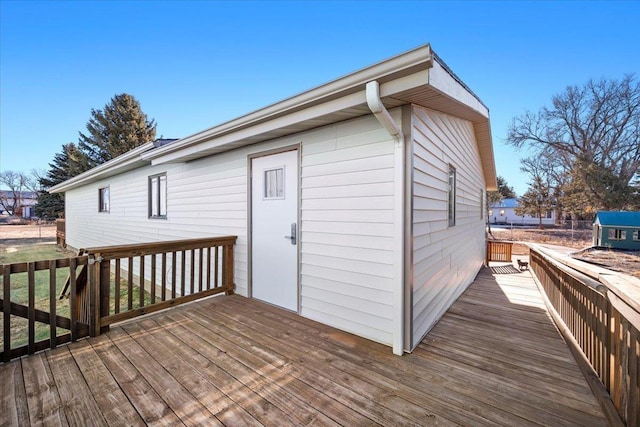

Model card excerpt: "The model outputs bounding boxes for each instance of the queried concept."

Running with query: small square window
[264,167,285,199]
[99,187,110,212]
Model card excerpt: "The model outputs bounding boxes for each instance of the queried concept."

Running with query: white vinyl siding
[300,112,398,346]
[65,112,400,344]
[66,148,266,297]
[410,105,486,349]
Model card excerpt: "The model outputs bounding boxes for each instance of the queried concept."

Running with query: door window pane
[264,167,284,199]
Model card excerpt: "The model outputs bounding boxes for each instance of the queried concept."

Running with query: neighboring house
[593,211,640,250]
[50,44,497,355]
[0,190,38,218]
[489,197,554,225]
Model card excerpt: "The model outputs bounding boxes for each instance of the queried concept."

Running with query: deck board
[0,267,609,426]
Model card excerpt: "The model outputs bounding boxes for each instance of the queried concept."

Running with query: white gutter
[144,44,433,163]
[366,80,405,356]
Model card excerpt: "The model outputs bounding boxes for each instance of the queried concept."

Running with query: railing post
[87,254,103,337]
[224,243,234,295]
[99,255,111,334]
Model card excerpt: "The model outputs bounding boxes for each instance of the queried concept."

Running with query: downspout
[366,81,405,356]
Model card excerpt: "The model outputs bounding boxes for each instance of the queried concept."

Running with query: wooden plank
[83,236,237,259]
[157,311,344,427]
[69,257,77,341]
[28,262,35,354]
[138,255,145,308]
[21,352,69,425]
[206,247,211,290]
[47,346,109,426]
[190,249,195,295]
[161,253,167,302]
[208,298,497,426]
[49,260,57,350]
[198,248,203,292]
[100,286,229,327]
[121,318,264,426]
[4,264,11,362]
[68,339,144,426]
[150,254,156,304]
[114,258,120,314]
[157,311,330,427]
[0,299,89,334]
[106,327,221,425]
[0,256,89,275]
[127,257,133,310]
[0,360,30,426]
[90,333,183,425]
[224,296,597,423]
[171,251,177,299]
[180,250,186,296]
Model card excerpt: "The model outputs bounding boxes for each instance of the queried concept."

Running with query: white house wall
[300,112,398,346]
[65,111,400,347]
[411,105,486,350]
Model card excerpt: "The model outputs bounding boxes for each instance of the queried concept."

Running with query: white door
[251,150,299,311]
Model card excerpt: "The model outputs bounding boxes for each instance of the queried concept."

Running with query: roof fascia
[143,44,434,163]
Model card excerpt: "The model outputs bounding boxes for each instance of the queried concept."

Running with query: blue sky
[1,1,638,196]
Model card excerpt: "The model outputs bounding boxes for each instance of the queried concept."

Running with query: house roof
[490,198,519,209]
[594,211,640,227]
[51,44,497,193]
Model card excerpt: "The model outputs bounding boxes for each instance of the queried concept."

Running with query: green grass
[1,244,152,350]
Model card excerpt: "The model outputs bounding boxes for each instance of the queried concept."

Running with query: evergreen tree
[516,176,554,229]
[35,143,90,219]
[36,94,157,219]
[78,93,156,166]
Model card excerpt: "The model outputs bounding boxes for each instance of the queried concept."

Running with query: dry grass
[489,226,592,250]
[489,226,639,279]
[572,249,640,279]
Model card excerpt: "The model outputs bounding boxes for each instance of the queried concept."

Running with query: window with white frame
[98,187,110,212]
[149,173,167,218]
[608,229,626,240]
[448,165,456,227]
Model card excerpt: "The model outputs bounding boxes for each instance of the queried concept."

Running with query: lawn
[1,244,151,350]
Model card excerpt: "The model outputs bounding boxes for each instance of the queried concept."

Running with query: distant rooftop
[153,138,180,148]
[594,211,640,227]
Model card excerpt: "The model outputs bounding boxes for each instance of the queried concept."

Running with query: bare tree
[508,75,640,210]
[0,171,28,216]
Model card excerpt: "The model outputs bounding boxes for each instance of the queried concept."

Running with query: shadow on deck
[0,267,608,426]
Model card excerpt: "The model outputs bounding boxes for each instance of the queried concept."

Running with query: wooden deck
[1,267,608,426]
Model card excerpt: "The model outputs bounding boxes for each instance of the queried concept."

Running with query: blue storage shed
[593,211,640,250]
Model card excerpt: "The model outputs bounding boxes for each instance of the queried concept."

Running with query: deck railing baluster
[1,236,236,363]
[529,246,639,426]
[49,260,56,349]
[28,263,35,354]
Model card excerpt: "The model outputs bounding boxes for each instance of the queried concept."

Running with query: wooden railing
[1,256,90,362]
[84,236,237,336]
[486,240,513,264]
[1,236,237,363]
[56,219,66,247]
[529,247,639,426]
